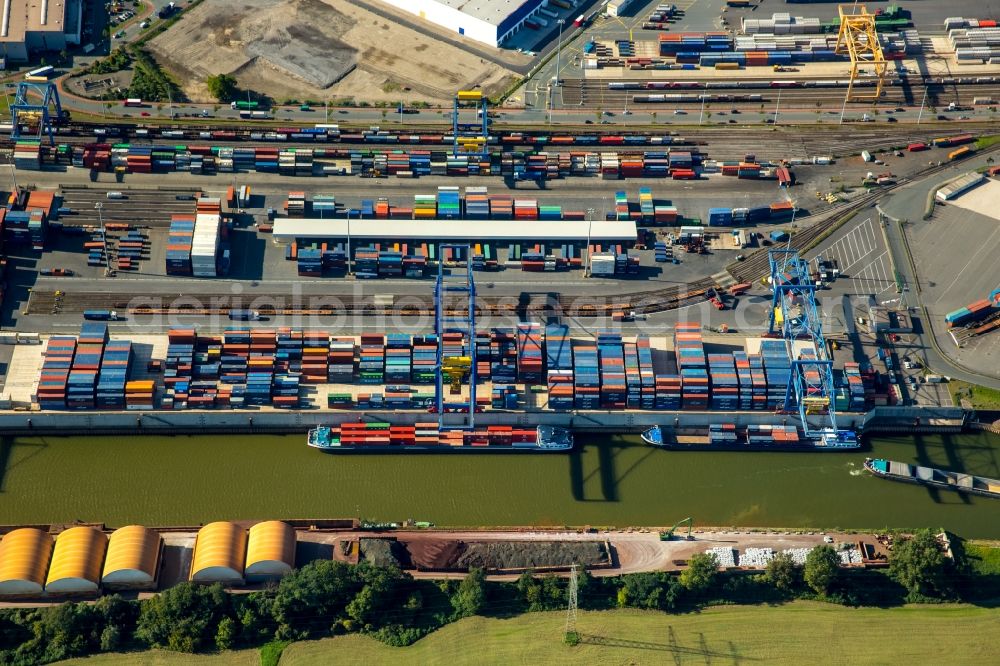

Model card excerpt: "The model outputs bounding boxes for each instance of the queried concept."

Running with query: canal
[2,431,999,538]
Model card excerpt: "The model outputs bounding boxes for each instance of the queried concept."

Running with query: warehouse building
[102,525,163,591]
[245,521,296,582]
[378,0,546,47]
[272,218,638,245]
[0,0,83,62]
[45,526,107,595]
[0,528,52,596]
[190,522,247,585]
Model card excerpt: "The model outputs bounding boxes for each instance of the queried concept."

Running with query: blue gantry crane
[434,244,478,429]
[10,81,64,145]
[452,90,490,161]
[768,247,855,446]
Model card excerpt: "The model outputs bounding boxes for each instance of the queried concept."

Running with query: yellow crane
[441,356,471,395]
[834,4,887,102]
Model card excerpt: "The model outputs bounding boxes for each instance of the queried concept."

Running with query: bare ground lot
[147,0,520,104]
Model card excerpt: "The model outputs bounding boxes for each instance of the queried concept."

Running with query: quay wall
[0,406,968,437]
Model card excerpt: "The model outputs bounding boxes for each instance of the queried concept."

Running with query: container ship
[307,423,573,453]
[641,424,860,451]
[864,458,1000,498]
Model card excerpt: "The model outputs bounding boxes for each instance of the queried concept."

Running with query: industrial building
[101,525,163,590]
[272,218,637,245]
[0,528,52,596]
[0,0,83,62]
[245,521,296,581]
[936,172,984,202]
[378,0,546,47]
[45,526,107,595]
[189,522,247,585]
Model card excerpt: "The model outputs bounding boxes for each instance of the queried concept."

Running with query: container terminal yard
[0,0,996,611]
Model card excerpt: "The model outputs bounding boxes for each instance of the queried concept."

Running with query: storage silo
[45,526,108,595]
[0,528,53,597]
[190,522,247,584]
[245,521,296,581]
[102,525,163,590]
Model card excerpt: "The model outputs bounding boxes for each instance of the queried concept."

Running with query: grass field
[58,603,999,665]
[948,380,1000,410]
[963,541,1000,575]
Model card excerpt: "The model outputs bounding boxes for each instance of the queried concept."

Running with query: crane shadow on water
[569,436,657,503]
[0,436,49,493]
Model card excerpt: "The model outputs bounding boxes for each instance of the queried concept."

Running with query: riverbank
[3,431,1000,537]
[59,604,999,665]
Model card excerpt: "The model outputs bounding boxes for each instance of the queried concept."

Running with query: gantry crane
[434,244,477,429]
[10,81,65,145]
[452,90,490,161]
[834,3,887,102]
[768,247,855,447]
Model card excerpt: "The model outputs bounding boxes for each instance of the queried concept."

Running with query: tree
[889,529,949,599]
[215,617,237,650]
[271,560,362,640]
[516,571,543,611]
[206,73,238,102]
[680,553,719,593]
[451,568,486,618]
[765,552,801,593]
[804,546,841,595]
[135,583,229,653]
[346,563,408,628]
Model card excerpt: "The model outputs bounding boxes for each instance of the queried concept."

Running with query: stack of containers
[220,329,250,386]
[614,191,630,221]
[638,187,654,222]
[285,192,306,216]
[163,329,196,404]
[247,330,277,406]
[516,324,544,384]
[538,204,562,220]
[760,339,791,409]
[192,198,221,277]
[436,187,461,218]
[96,340,132,409]
[465,187,490,219]
[545,324,573,410]
[297,247,323,276]
[675,322,708,410]
[597,332,626,409]
[491,384,519,409]
[354,247,379,278]
[654,241,670,263]
[328,337,356,383]
[377,251,403,277]
[67,322,109,410]
[708,207,733,226]
[514,199,538,220]
[358,334,386,385]
[313,194,336,216]
[385,334,412,383]
[300,332,328,383]
[945,299,994,327]
[636,335,656,409]
[708,424,739,445]
[623,340,642,409]
[13,140,41,170]
[708,353,739,410]
[733,351,753,411]
[843,362,866,411]
[414,194,436,219]
[37,336,77,409]
[272,373,300,408]
[411,335,437,384]
[748,353,767,410]
[488,194,513,219]
[125,379,155,410]
[275,328,303,375]
[572,339,600,409]
[489,329,517,383]
[655,373,683,410]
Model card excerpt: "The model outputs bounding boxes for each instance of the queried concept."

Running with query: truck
[228,309,262,321]
[83,310,120,321]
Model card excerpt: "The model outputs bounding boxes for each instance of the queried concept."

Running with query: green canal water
[2,431,999,538]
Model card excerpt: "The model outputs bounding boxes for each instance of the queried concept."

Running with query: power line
[565,564,578,639]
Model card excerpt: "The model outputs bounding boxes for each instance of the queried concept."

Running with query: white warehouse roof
[273,218,638,243]
[428,0,538,26]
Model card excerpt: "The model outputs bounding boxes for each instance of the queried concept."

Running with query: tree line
[0,529,982,665]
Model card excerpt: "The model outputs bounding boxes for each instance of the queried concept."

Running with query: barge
[864,458,1000,498]
[307,423,573,453]
[641,424,860,451]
